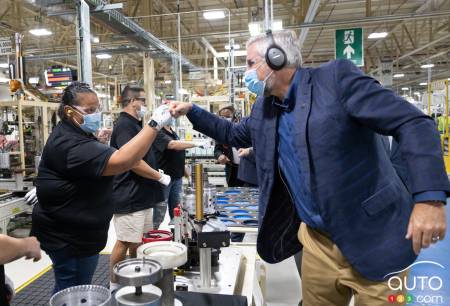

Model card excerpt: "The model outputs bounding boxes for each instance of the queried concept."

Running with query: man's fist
[169,102,193,118]
[23,236,41,262]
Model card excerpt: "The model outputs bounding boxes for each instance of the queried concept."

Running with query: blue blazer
[187,59,450,281]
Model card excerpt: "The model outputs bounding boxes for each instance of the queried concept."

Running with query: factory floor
[7,203,450,306]
[5,210,305,305]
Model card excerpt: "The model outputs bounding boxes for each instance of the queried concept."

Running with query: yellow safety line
[15,264,53,294]
[14,252,111,294]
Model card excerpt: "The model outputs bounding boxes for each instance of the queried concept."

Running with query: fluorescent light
[420,63,434,69]
[401,87,409,90]
[368,32,388,39]
[0,77,10,83]
[248,22,262,36]
[29,28,52,36]
[94,84,104,89]
[0,63,8,68]
[28,77,39,84]
[91,35,100,43]
[272,20,283,31]
[216,79,223,85]
[225,44,240,50]
[164,80,172,84]
[96,53,112,59]
[203,10,225,20]
[393,73,404,78]
[414,92,420,96]
[419,82,427,86]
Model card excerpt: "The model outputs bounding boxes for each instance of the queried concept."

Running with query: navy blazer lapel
[293,68,313,189]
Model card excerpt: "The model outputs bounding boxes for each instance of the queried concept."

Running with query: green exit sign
[335,28,364,67]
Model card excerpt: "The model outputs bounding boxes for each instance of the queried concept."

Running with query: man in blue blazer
[170,30,449,305]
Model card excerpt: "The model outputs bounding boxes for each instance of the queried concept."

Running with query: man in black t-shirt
[152,121,205,228]
[109,87,170,292]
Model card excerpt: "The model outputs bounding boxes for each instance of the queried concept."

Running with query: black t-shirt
[110,112,164,214]
[32,120,116,257]
[0,265,8,306]
[153,128,186,179]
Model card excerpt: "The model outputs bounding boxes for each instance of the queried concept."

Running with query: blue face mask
[79,112,102,134]
[244,65,273,96]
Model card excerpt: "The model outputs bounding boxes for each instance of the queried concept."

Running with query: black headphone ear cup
[265,45,287,71]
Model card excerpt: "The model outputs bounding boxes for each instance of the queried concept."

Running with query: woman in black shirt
[31,82,172,293]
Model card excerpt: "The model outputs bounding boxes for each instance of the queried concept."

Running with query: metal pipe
[194,164,204,221]
[157,10,450,42]
[156,269,175,306]
[264,0,270,31]
[199,248,211,288]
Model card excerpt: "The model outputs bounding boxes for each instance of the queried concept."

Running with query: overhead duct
[80,0,198,71]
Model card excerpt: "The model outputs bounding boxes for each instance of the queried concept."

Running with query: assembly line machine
[49,163,263,306]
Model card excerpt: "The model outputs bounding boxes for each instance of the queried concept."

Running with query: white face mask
[225,117,233,122]
[137,106,147,119]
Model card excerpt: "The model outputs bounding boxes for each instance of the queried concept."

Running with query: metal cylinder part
[156,269,175,306]
[49,285,111,306]
[199,248,212,288]
[115,284,162,306]
[194,164,204,221]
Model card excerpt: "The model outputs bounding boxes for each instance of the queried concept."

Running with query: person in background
[29,82,172,294]
[0,235,41,305]
[152,118,207,229]
[214,106,245,187]
[237,147,258,187]
[109,86,170,292]
[169,29,449,305]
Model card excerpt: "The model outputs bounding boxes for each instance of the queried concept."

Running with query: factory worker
[27,82,173,294]
[169,29,449,305]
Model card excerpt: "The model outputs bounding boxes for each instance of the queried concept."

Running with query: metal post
[427,67,432,116]
[156,269,175,306]
[172,56,180,101]
[76,0,93,86]
[177,13,183,94]
[199,248,211,288]
[143,52,155,111]
[229,39,235,107]
[264,0,270,31]
[194,164,204,221]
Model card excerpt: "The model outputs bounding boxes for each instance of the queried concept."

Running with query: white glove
[197,140,211,149]
[150,105,172,130]
[24,187,38,206]
[158,169,171,186]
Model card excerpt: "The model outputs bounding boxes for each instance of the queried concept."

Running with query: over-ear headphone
[265,30,287,71]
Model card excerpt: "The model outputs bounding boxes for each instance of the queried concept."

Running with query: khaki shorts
[113,208,153,243]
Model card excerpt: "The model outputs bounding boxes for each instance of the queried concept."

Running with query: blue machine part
[224,190,241,195]
[247,205,259,210]
[219,218,237,225]
[223,205,240,210]
[230,209,250,214]
[233,214,253,220]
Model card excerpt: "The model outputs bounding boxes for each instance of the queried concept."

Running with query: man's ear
[64,105,73,118]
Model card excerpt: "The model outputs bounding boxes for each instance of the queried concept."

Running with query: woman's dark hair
[120,85,144,108]
[58,82,96,119]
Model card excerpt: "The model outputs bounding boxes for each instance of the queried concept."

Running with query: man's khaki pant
[298,223,407,306]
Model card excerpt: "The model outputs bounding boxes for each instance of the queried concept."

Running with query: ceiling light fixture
[96,53,112,59]
[29,28,52,36]
[203,10,225,20]
[164,80,172,84]
[0,63,8,68]
[420,63,434,69]
[224,44,240,50]
[248,22,262,36]
[28,77,39,84]
[401,87,409,90]
[393,73,404,78]
[419,82,427,86]
[368,32,388,39]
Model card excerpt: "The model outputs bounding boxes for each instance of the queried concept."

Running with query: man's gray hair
[246,30,302,68]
